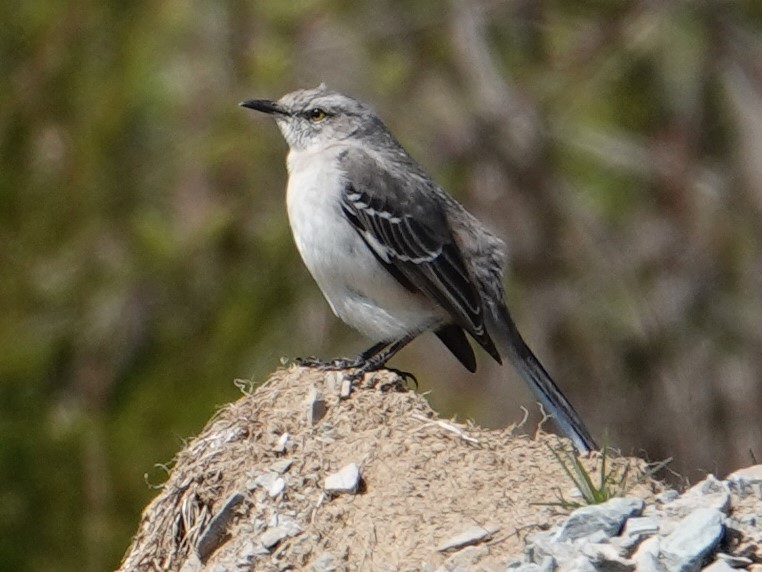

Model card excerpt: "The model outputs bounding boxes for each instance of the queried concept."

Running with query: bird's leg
[294,341,390,370]
[296,335,418,386]
[348,334,418,385]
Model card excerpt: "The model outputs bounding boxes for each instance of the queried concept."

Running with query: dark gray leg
[294,341,391,370]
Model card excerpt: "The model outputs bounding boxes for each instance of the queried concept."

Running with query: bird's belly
[286,162,441,341]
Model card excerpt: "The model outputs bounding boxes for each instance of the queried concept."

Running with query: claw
[294,356,417,391]
[386,367,418,389]
[294,356,368,370]
[294,356,330,368]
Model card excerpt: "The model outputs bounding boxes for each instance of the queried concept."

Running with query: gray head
[240,84,389,152]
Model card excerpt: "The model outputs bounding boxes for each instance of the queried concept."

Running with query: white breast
[285,147,443,341]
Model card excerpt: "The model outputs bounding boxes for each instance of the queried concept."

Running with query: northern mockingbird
[240,84,596,452]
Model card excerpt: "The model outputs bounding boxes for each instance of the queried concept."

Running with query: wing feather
[338,148,500,361]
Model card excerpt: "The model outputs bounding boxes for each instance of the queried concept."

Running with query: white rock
[553,497,645,542]
[504,564,546,572]
[324,463,361,494]
[260,526,289,549]
[655,490,680,504]
[725,464,762,483]
[323,371,342,392]
[268,477,285,497]
[440,544,489,567]
[569,556,597,572]
[238,540,256,561]
[664,476,731,515]
[725,464,762,498]
[273,432,289,453]
[686,475,728,497]
[310,552,339,572]
[270,459,293,474]
[623,516,660,536]
[505,556,557,572]
[537,556,556,572]
[610,532,645,552]
[632,536,666,572]
[179,553,203,572]
[196,492,245,561]
[580,542,635,571]
[435,524,499,552]
[660,508,724,572]
[583,529,610,544]
[259,516,302,550]
[340,376,352,398]
[267,514,302,536]
[307,387,328,425]
[526,532,580,565]
[702,559,736,572]
[715,552,753,568]
[253,472,278,490]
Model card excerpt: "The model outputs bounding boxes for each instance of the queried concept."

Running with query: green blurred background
[2,0,761,569]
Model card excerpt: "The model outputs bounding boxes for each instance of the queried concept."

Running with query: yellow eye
[307,108,327,122]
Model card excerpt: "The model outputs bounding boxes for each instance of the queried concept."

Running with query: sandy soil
[118,366,663,571]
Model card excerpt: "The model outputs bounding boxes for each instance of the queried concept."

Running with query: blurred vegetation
[1,0,761,569]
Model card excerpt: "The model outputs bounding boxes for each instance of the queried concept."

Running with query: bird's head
[240,84,385,152]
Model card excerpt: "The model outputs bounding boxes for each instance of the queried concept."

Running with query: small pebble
[260,526,289,550]
[324,371,342,392]
[270,459,293,474]
[253,472,278,490]
[655,490,679,503]
[703,560,737,572]
[267,514,302,536]
[196,493,245,561]
[311,552,339,572]
[268,477,285,497]
[340,376,352,399]
[274,432,289,453]
[307,387,327,425]
[580,543,634,571]
[436,524,499,552]
[716,552,753,567]
[324,463,361,494]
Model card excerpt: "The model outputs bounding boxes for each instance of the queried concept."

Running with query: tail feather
[487,301,597,453]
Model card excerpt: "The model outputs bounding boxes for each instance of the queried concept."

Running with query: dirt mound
[119,366,662,571]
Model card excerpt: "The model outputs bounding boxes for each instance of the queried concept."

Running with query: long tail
[487,301,597,453]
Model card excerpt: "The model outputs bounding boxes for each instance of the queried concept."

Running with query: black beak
[239,99,289,116]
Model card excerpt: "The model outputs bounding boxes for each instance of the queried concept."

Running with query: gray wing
[338,150,595,451]
[337,148,500,363]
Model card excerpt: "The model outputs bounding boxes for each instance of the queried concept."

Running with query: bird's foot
[350,368,415,393]
[294,356,417,390]
[385,367,418,389]
[345,363,417,391]
[294,355,367,370]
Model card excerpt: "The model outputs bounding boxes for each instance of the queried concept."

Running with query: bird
[240,84,596,453]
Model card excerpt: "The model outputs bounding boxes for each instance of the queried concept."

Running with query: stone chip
[436,524,499,552]
[324,463,361,494]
